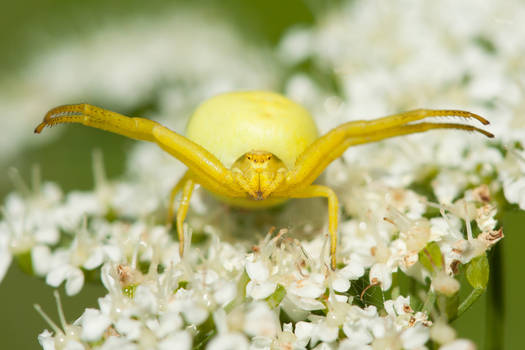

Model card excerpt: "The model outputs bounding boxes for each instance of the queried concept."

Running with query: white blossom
[80,308,111,342]
[439,339,476,350]
[207,333,249,350]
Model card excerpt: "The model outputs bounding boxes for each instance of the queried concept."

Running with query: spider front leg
[36,103,246,257]
[286,109,494,189]
[35,104,159,141]
[36,104,245,198]
[289,185,339,269]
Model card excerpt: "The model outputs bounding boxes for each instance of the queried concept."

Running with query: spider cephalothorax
[35,91,493,269]
[231,151,287,200]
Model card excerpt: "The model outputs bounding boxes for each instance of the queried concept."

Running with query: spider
[35,91,493,269]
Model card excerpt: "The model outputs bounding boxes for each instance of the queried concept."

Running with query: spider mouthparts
[255,191,264,200]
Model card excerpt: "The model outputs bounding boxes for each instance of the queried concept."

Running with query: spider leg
[152,127,244,197]
[286,110,493,190]
[35,104,159,141]
[176,178,195,257]
[328,122,493,161]
[289,185,339,269]
[36,104,244,197]
[363,108,489,129]
[167,171,190,227]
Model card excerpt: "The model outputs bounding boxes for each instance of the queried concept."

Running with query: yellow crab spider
[35,91,493,269]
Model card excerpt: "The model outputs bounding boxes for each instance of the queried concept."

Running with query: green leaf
[266,284,286,308]
[466,254,489,289]
[418,242,444,273]
[193,315,216,350]
[224,271,250,313]
[176,280,189,291]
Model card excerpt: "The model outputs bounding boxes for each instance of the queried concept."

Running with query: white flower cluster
[0,142,501,349]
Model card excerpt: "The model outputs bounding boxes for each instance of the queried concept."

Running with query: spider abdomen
[185,91,319,169]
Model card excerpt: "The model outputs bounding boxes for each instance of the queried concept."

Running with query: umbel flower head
[1,139,503,349]
[1,0,523,349]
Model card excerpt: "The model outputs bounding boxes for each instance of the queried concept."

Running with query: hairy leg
[36,104,244,197]
[287,110,493,190]
[289,185,339,269]
[35,104,158,141]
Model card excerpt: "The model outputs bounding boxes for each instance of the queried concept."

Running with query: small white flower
[158,330,192,350]
[278,27,312,65]
[400,324,430,349]
[99,336,138,350]
[82,247,104,270]
[341,323,373,348]
[331,276,350,293]
[439,339,476,350]
[206,332,249,350]
[475,205,497,232]
[175,298,208,325]
[430,320,457,345]
[369,263,393,291]
[34,227,60,245]
[62,340,84,350]
[339,261,366,280]
[80,308,111,342]
[285,294,326,311]
[384,296,412,317]
[134,285,158,314]
[246,260,269,281]
[312,342,334,350]
[245,260,277,300]
[213,280,237,306]
[243,302,280,338]
[115,317,142,341]
[155,312,184,338]
[332,261,365,293]
[46,264,85,296]
[37,330,56,350]
[31,245,53,276]
[316,322,339,343]
[246,280,277,301]
[288,274,325,299]
[0,228,13,282]
[295,321,315,347]
[432,271,460,297]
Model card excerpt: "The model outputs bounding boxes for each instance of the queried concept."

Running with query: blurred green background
[0,1,523,349]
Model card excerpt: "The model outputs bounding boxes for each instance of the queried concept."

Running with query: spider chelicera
[35,91,493,269]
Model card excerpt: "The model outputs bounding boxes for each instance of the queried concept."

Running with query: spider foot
[35,104,87,133]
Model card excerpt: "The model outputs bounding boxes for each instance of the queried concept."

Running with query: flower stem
[485,244,504,350]
[455,287,484,320]
[422,290,436,314]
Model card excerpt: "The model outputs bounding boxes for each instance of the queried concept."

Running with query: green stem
[485,243,504,350]
[454,287,484,321]
[422,290,436,314]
